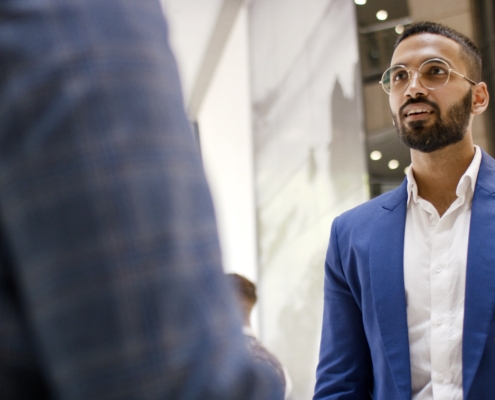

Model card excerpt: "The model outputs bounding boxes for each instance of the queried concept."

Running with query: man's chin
[398,134,438,153]
[397,124,433,152]
[404,119,429,131]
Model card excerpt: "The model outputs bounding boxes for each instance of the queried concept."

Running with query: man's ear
[472,82,489,115]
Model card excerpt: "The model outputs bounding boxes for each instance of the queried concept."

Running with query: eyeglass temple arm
[450,69,477,86]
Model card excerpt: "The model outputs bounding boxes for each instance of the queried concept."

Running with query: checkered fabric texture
[0,0,283,399]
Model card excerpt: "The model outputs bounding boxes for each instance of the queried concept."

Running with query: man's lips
[401,103,435,120]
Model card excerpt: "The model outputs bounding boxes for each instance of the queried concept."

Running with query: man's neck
[410,140,475,216]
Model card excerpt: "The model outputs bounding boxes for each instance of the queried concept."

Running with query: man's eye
[426,66,447,75]
[393,71,408,81]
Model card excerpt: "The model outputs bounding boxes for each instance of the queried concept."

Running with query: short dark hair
[395,21,482,82]
[227,273,257,306]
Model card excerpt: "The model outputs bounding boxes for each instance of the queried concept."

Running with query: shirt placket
[428,209,453,399]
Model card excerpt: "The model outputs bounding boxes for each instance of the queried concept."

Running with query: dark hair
[395,21,482,82]
[227,273,257,305]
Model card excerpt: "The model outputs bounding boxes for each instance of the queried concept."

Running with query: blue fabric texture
[314,150,495,400]
[0,0,283,399]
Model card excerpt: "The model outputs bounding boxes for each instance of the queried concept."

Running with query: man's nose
[404,69,428,98]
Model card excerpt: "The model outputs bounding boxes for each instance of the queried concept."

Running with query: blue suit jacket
[314,150,495,400]
[0,1,283,399]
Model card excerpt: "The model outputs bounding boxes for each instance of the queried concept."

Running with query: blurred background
[160,0,495,398]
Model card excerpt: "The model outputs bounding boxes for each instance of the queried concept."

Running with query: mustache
[399,97,440,116]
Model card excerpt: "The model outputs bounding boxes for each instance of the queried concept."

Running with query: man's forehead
[391,33,462,67]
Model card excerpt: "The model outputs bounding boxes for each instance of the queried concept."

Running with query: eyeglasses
[380,58,477,95]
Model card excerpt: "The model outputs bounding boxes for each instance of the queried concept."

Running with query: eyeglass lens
[382,59,451,94]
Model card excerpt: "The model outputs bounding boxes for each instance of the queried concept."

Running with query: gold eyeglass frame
[379,58,477,95]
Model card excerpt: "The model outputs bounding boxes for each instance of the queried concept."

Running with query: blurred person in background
[227,273,292,399]
[0,0,284,398]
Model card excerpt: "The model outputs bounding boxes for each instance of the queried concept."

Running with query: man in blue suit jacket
[314,22,494,399]
[0,0,283,399]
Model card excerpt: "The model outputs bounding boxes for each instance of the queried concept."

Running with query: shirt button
[435,266,442,273]
[436,373,444,381]
[436,318,443,325]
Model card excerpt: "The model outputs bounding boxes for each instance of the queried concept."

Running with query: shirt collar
[406,145,482,206]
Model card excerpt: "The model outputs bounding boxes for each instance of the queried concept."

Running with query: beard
[392,89,472,153]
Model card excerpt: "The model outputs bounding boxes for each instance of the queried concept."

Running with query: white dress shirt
[404,146,482,400]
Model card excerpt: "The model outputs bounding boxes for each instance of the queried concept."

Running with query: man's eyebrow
[390,57,453,68]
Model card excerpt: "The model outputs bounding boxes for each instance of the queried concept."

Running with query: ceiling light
[388,159,399,170]
[376,10,388,21]
[370,150,382,161]
[404,166,410,175]
[395,25,404,34]
[354,0,367,4]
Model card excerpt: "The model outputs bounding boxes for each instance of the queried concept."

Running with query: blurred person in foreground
[314,22,495,399]
[227,273,292,399]
[0,0,284,398]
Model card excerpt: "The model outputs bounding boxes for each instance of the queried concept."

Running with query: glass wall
[248,0,367,397]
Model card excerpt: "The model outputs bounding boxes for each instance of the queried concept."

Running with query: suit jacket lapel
[369,180,411,400]
[463,150,495,396]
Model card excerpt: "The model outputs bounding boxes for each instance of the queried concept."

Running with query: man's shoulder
[337,180,407,225]
[244,335,286,394]
[478,149,495,192]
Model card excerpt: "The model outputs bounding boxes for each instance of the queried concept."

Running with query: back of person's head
[395,21,482,82]
[227,273,257,322]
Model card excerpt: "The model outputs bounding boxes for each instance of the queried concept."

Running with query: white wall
[163,1,258,283]
[160,0,223,102]
[248,0,367,398]
[197,7,258,284]
[162,2,367,398]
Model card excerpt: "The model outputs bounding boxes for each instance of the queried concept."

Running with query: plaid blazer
[0,0,283,399]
